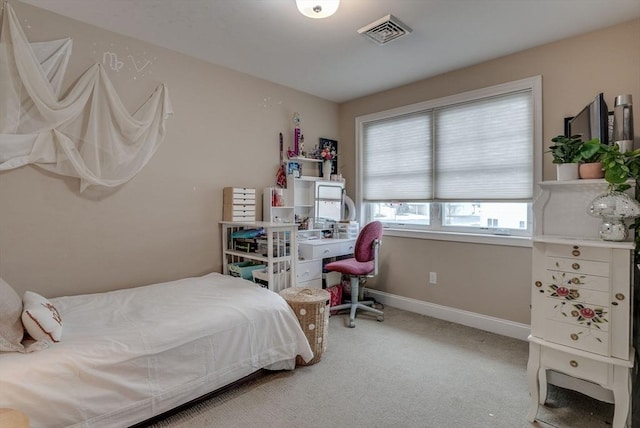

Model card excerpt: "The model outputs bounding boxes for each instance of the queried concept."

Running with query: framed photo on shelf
[287,161,301,178]
[318,138,338,176]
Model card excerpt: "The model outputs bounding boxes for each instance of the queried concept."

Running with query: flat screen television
[565,92,609,145]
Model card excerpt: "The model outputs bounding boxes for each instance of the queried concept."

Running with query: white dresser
[526,180,635,428]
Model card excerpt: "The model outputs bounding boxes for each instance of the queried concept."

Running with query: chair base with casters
[330,276,383,328]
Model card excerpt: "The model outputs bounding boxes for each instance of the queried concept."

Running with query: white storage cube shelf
[221,221,295,293]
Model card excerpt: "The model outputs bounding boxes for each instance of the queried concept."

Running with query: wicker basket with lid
[279,287,330,366]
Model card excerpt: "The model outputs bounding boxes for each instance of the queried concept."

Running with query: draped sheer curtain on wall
[0,2,172,192]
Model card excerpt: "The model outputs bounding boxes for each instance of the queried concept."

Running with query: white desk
[296,238,356,288]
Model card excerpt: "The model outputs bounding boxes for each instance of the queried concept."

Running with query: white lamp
[296,0,339,19]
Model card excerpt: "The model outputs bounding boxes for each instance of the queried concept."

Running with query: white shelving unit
[526,179,635,428]
[220,221,297,293]
[263,169,352,289]
[264,177,344,226]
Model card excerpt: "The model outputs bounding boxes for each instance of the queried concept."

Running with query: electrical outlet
[429,272,437,284]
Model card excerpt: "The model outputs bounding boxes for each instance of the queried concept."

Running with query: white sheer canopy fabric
[0,3,172,191]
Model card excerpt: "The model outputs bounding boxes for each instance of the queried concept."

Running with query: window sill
[382,228,532,247]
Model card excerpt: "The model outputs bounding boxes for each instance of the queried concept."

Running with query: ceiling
[19,0,640,103]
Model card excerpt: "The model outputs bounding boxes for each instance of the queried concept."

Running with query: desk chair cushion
[324,258,374,276]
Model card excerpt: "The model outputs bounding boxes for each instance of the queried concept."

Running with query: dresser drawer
[539,317,609,355]
[296,259,323,283]
[541,298,609,332]
[538,280,610,306]
[295,278,323,289]
[541,346,610,385]
[223,187,257,204]
[340,241,355,256]
[540,269,610,294]
[544,244,610,262]
[544,257,609,277]
[298,239,355,260]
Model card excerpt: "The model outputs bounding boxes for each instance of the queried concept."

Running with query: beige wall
[339,19,640,324]
[0,2,338,297]
[2,2,639,327]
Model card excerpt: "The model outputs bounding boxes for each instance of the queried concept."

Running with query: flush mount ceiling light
[296,0,340,19]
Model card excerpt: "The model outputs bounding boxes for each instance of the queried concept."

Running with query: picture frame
[318,138,338,176]
[287,161,301,178]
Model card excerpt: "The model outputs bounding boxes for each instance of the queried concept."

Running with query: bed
[0,272,314,428]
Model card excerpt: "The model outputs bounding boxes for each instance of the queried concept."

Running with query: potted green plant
[601,145,640,191]
[574,138,606,179]
[600,145,640,251]
[548,135,582,180]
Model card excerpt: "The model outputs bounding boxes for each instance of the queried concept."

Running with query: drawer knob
[616,293,625,301]
[535,281,542,288]
[570,333,579,341]
[571,250,581,257]
[571,263,580,270]
[569,360,579,368]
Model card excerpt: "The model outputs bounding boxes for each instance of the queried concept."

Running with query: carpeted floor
[146,305,614,428]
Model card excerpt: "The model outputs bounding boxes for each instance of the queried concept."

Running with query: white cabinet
[527,180,635,428]
[220,221,296,293]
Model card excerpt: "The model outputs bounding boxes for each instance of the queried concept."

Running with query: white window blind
[362,112,432,201]
[434,91,533,200]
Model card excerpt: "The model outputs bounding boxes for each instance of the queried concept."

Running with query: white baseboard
[366,289,531,341]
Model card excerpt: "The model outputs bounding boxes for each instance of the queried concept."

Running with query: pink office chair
[325,221,384,328]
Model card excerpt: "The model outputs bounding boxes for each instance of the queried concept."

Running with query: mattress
[0,273,313,427]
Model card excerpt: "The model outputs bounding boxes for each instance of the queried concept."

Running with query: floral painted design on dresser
[551,301,609,343]
[569,304,608,328]
[547,271,585,301]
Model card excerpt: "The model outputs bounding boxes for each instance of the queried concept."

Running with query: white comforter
[0,273,313,428]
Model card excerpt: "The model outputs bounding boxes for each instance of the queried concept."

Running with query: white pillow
[22,291,63,343]
[0,278,25,352]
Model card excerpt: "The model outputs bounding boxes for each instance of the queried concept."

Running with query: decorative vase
[578,162,604,179]
[323,160,332,179]
[556,163,579,181]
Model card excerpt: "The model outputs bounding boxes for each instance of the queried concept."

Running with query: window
[356,77,541,241]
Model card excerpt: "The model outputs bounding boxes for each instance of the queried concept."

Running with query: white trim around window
[355,76,542,246]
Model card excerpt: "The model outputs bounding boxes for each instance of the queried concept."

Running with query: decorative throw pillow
[0,278,25,352]
[22,291,63,343]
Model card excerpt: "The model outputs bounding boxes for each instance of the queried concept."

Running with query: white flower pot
[556,163,579,181]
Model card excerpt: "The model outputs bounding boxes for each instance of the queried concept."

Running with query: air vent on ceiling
[358,14,412,45]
